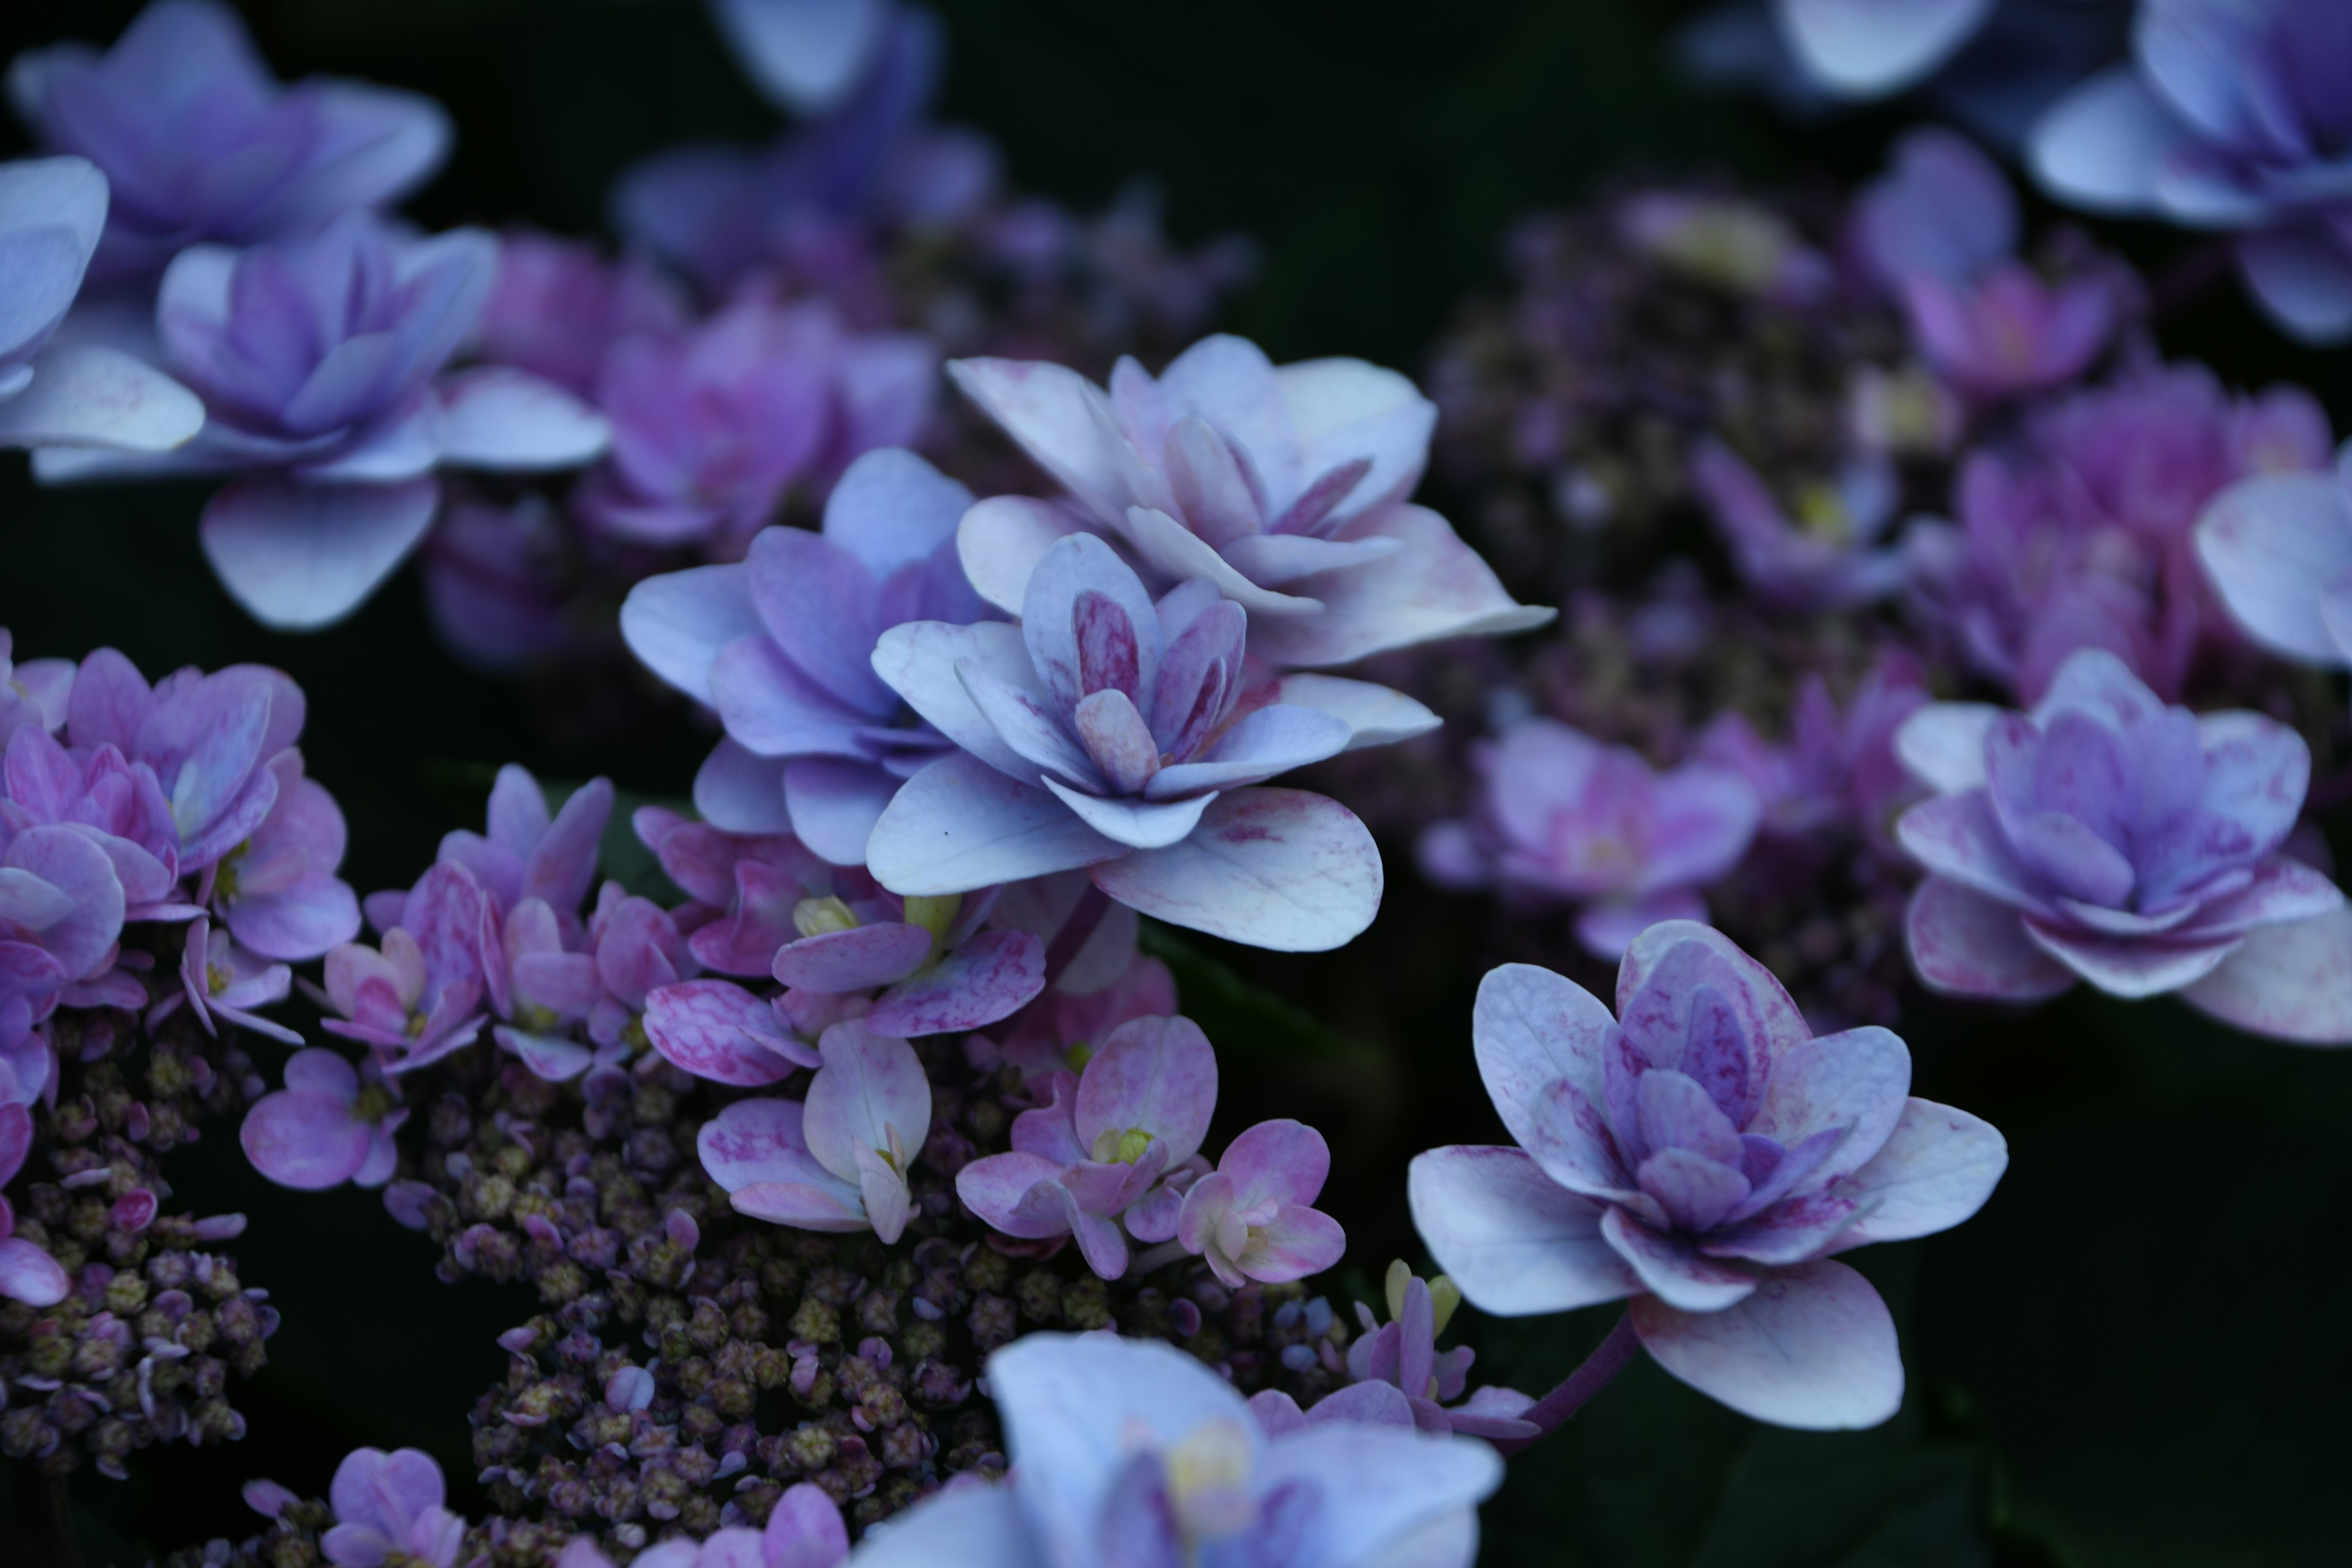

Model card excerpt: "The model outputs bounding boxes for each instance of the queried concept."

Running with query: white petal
[865,752,1122,897]
[957,494,1086,616]
[434,368,611,470]
[0,343,203,453]
[1631,1258,1903,1430]
[1408,1145,1638,1316]
[2195,471,2352,666]
[1893,702,2001,794]
[620,564,761,704]
[200,477,440,631]
[1274,673,1441,752]
[1088,787,1381,952]
[2179,907,2352,1046]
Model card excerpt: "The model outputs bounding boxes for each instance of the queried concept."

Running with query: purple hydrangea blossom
[473,228,689,398]
[1687,440,1910,611]
[9,0,451,282]
[0,826,127,1020]
[1906,361,2330,700]
[1697,656,1931,849]
[1411,927,2007,1428]
[573,299,933,554]
[1340,1262,1537,1441]
[2030,0,2352,342]
[39,212,611,630]
[1175,1119,1348,1289]
[154,914,302,1046]
[1,1094,72,1306]
[555,1479,849,1568]
[239,1047,406,1191]
[707,0,897,117]
[1418,718,1762,960]
[320,862,492,1074]
[951,333,1551,672]
[696,1018,930,1243]
[0,631,73,748]
[865,532,1386,952]
[956,1014,1218,1279]
[1894,647,2352,1041]
[843,1333,1501,1568]
[317,1446,467,1568]
[1855,127,2122,398]
[989,944,1175,1089]
[622,448,982,865]
[0,155,205,452]
[2196,436,2352,687]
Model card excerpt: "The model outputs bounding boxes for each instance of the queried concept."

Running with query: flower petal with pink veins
[1631,1257,1902,1430]
[1905,876,2077,1001]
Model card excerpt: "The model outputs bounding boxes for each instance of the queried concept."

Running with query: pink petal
[643,979,812,1085]
[1904,877,2076,1001]
[864,928,1046,1036]
[772,922,933,992]
[240,1088,373,1189]
[1074,1014,1217,1168]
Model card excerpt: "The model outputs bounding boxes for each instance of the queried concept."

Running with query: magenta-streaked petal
[1408,1145,1639,1316]
[1237,1203,1346,1282]
[865,929,1046,1037]
[772,922,933,993]
[2179,908,2352,1046]
[1893,791,2047,910]
[1599,1206,1755,1312]
[1472,962,1619,1151]
[2020,918,2240,999]
[1615,921,1812,1075]
[199,477,441,632]
[643,979,812,1084]
[1905,877,2077,1001]
[1746,1026,1911,1185]
[1088,786,1380,952]
[803,1021,932,1185]
[1074,1014,1217,1167]
[1631,1259,1902,1430]
[698,1097,827,1192]
[955,1151,1072,1239]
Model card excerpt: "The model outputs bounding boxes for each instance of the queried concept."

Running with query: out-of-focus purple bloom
[1343,1261,1536,1441]
[952,333,1549,672]
[708,0,895,117]
[1419,718,1761,960]
[321,862,490,1074]
[957,1014,1218,1278]
[1855,128,2123,398]
[153,914,301,1046]
[1688,440,1909,611]
[623,448,978,865]
[1,1093,71,1306]
[1907,361,2330,700]
[9,1,451,281]
[1411,927,2007,1428]
[2032,0,2352,342]
[472,228,689,398]
[39,212,610,630]
[0,631,73,748]
[1618,191,1834,303]
[2198,437,2352,687]
[416,495,575,673]
[1697,656,1931,848]
[239,1047,405,1191]
[845,1333,1500,1568]
[1895,647,2352,1040]
[868,532,1385,952]
[318,1446,467,1568]
[0,155,205,452]
[1175,1118,1346,1289]
[698,1018,930,1243]
[574,299,932,553]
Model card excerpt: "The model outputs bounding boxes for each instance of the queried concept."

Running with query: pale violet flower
[706,0,896,117]
[317,1447,467,1568]
[1338,1261,1537,1441]
[950,333,1550,673]
[697,1018,930,1243]
[2196,437,2352,686]
[239,1047,406,1191]
[1894,646,2352,1042]
[844,1333,1502,1568]
[1410,926,2007,1429]
[865,532,1387,952]
[1175,1119,1348,1289]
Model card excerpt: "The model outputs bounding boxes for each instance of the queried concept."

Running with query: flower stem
[1126,1239,1192,1278]
[1491,1309,1640,1457]
[1039,881,1114,988]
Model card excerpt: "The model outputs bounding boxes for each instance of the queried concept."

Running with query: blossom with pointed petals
[1338,1261,1536,1441]
[557,1479,850,1568]
[37,212,610,630]
[1894,647,2352,1040]
[11,0,450,281]
[867,532,1385,952]
[1419,718,1760,960]
[240,1048,406,1191]
[2030,0,2352,343]
[1,1095,71,1306]
[1697,655,1929,850]
[321,862,491,1074]
[154,914,301,1046]
[1855,127,2122,398]
[1175,1118,1346,1289]
[1687,440,1909,611]
[1412,928,2006,1428]
[843,1333,1500,1568]
[957,1014,1217,1278]
[473,227,688,398]
[1906,361,2329,701]
[427,765,612,933]
[0,156,204,453]
[698,1019,930,1242]
[623,448,984,865]
[575,299,932,554]
[950,333,1549,673]
[317,1446,467,1568]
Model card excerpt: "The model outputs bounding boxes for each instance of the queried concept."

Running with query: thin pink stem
[1491,1309,1641,1457]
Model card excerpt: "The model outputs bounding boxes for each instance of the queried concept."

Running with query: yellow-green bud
[1430,1275,1462,1337]
[792,896,859,938]
[1384,1258,1412,1324]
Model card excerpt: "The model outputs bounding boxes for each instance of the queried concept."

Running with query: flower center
[1091,1126,1156,1165]
[793,897,859,938]
[1164,1419,1254,1547]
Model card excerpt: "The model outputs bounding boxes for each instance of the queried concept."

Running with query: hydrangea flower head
[951,333,1550,670]
[1894,647,2352,1040]
[844,1333,1502,1568]
[1411,925,2007,1428]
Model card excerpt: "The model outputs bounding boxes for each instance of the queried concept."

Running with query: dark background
[2,2,2348,1564]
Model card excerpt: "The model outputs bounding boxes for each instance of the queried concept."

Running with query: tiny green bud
[1430,1275,1463,1337]
[1384,1258,1412,1324]
[902,894,962,944]
[793,896,860,938]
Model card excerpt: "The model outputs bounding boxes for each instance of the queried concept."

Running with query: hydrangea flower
[556,1480,849,1568]
[1,1095,71,1306]
[697,1019,930,1242]
[239,1048,406,1191]
[2030,0,2352,342]
[472,227,689,398]
[0,630,72,748]
[317,1446,467,1568]
[1175,1119,1348,1289]
[0,824,127,1009]
[2196,436,2352,688]
[1695,656,1929,848]
[574,299,933,554]
[1340,1261,1536,1440]
[0,156,204,452]
[865,532,1385,951]
[845,1333,1501,1568]
[1687,439,1910,611]
[622,448,984,865]
[1418,718,1761,960]
[989,943,1174,1088]
[1617,192,1833,303]
[706,0,898,116]
[957,1014,1218,1278]
[156,914,302,1046]
[320,863,491,1073]
[1894,647,2352,1041]
[951,333,1550,672]
[39,212,611,630]
[1411,926,2007,1428]
[1854,127,2122,398]
[10,0,451,281]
